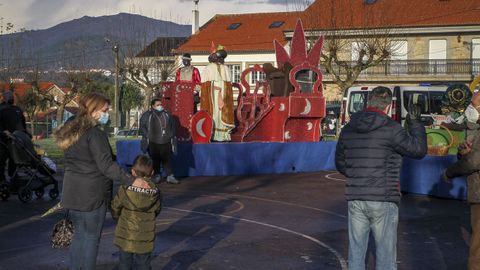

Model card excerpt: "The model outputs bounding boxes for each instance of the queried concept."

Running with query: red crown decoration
[274,19,324,69]
[210,41,216,53]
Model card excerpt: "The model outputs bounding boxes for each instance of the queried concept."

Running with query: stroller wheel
[49,188,59,200]
[35,188,45,199]
[18,187,32,203]
[0,184,10,201]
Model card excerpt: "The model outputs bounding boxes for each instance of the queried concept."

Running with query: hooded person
[200,44,234,141]
[111,154,162,269]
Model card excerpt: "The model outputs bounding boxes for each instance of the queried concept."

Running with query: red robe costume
[175,66,201,84]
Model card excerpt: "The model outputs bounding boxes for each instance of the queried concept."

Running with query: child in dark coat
[111,155,162,270]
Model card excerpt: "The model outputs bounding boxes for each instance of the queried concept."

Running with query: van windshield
[348,91,368,114]
[403,91,445,114]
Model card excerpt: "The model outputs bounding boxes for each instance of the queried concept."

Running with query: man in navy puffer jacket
[335,86,427,270]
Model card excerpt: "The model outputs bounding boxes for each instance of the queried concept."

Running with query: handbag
[51,211,74,249]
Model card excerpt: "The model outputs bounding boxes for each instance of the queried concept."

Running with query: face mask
[465,104,479,123]
[98,112,109,125]
[155,105,164,112]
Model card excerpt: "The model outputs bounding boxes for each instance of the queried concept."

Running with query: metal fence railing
[319,59,480,77]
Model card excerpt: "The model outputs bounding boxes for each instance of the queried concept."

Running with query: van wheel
[18,187,32,203]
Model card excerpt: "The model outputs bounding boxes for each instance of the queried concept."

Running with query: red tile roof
[177,0,480,53]
[0,82,55,98]
[176,12,302,53]
[303,0,480,29]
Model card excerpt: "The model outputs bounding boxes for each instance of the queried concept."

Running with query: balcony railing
[320,59,480,77]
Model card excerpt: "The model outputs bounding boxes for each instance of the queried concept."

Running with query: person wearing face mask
[444,92,480,270]
[175,53,201,84]
[175,53,201,112]
[139,98,179,184]
[53,92,149,270]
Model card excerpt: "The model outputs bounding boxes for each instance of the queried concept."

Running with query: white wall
[190,53,277,72]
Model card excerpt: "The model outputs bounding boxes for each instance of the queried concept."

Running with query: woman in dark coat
[54,92,148,270]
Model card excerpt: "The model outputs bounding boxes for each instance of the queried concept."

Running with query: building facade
[175,0,480,100]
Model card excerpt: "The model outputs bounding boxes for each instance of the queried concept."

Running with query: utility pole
[112,44,120,133]
[469,40,474,82]
[464,40,476,82]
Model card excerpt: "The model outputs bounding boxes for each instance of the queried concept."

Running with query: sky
[0,0,312,31]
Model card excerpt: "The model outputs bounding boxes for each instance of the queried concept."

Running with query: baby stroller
[0,130,59,203]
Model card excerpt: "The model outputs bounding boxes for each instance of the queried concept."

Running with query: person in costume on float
[175,53,201,112]
[200,45,234,142]
[175,53,201,84]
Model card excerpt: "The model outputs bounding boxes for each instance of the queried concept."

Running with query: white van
[341,85,449,126]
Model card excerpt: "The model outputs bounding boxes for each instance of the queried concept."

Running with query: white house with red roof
[176,11,301,86]
[0,82,78,124]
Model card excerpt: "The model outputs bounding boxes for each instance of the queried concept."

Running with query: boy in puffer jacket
[111,155,162,270]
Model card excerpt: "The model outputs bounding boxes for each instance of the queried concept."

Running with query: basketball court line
[166,206,348,270]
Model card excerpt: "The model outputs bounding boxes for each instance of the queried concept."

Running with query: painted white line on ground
[167,189,347,219]
[166,206,348,270]
[216,192,347,219]
[325,172,346,182]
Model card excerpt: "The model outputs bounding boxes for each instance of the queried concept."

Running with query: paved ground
[0,171,471,269]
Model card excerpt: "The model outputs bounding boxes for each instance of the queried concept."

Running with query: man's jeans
[119,249,152,270]
[348,200,399,270]
[69,202,107,270]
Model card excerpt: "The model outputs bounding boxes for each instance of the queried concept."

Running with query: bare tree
[299,0,400,95]
[121,82,144,128]
[123,37,182,110]
[45,38,108,124]
[107,14,185,110]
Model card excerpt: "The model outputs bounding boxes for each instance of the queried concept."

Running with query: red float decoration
[190,110,213,144]
[162,19,326,143]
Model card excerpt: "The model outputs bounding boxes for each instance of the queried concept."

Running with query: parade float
[117,20,336,176]
[158,20,326,144]
[116,19,479,200]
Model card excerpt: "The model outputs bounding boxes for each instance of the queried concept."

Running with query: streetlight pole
[112,44,120,133]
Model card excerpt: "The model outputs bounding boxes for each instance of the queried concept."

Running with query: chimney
[192,0,200,34]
